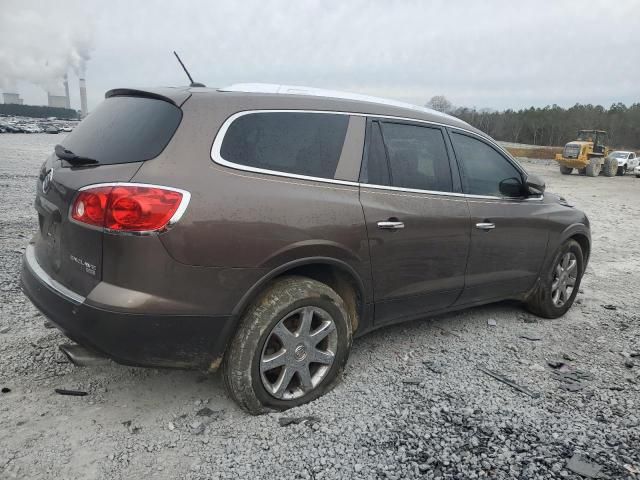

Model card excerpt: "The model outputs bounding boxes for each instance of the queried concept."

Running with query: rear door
[447,129,548,305]
[359,119,470,325]
[32,95,183,296]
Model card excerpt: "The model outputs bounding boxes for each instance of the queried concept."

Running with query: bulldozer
[555,130,617,177]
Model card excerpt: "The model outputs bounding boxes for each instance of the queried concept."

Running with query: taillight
[71,184,189,233]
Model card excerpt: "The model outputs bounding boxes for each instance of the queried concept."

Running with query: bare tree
[426,95,453,113]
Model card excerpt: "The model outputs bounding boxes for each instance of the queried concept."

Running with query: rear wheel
[526,240,584,319]
[585,157,601,177]
[223,276,352,415]
[559,165,573,175]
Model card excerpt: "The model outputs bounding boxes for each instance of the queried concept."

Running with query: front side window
[219,112,349,179]
[379,122,452,192]
[451,132,523,197]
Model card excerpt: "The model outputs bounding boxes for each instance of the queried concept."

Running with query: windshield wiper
[54,144,99,165]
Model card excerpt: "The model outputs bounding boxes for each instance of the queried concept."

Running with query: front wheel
[526,240,584,319]
[559,165,573,175]
[223,276,352,414]
[585,157,601,177]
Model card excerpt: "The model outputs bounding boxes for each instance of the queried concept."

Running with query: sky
[1,0,639,112]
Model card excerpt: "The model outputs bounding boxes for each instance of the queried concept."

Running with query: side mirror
[499,177,525,197]
[525,173,545,196]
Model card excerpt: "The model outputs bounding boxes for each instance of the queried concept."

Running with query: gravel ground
[1,134,639,480]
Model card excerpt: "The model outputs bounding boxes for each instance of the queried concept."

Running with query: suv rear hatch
[32,90,187,297]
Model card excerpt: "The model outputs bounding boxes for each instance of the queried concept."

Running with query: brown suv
[21,84,590,414]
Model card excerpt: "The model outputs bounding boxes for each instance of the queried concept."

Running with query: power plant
[3,69,87,115]
[2,92,24,105]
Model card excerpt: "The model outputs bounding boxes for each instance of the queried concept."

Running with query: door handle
[475,222,495,231]
[377,221,405,230]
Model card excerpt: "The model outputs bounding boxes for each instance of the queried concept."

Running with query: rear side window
[220,112,349,179]
[380,122,452,192]
[61,96,182,165]
[359,121,390,185]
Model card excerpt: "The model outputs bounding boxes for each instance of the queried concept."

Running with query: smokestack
[63,73,71,109]
[79,76,88,117]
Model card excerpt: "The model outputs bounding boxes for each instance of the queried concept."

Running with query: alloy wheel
[551,252,578,307]
[260,306,338,400]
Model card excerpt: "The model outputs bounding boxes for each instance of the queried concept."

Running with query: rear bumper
[20,245,234,370]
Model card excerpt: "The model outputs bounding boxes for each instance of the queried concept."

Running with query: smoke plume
[0,1,94,93]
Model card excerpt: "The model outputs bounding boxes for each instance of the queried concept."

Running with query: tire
[559,166,573,175]
[636,175,640,179]
[616,165,626,176]
[526,240,584,319]
[603,157,617,177]
[223,276,353,415]
[585,157,601,177]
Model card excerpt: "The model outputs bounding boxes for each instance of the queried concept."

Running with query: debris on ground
[1,387,11,393]
[402,377,422,385]
[54,388,87,397]
[477,366,540,398]
[423,359,446,374]
[520,334,543,341]
[278,416,321,427]
[487,318,497,327]
[0,326,10,334]
[624,359,635,369]
[565,454,602,478]
[551,369,594,392]
[602,304,617,310]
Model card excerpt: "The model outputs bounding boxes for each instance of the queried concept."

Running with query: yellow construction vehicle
[555,130,617,177]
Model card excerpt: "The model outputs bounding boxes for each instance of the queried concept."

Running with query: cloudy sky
[1,0,639,112]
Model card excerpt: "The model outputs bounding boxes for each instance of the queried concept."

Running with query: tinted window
[451,132,523,197]
[220,112,349,179]
[62,96,182,165]
[360,121,390,185]
[380,123,452,192]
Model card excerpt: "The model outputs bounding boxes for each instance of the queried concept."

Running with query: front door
[359,120,471,325]
[448,130,548,305]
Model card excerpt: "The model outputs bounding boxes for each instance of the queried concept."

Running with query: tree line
[0,103,78,120]
[426,96,640,149]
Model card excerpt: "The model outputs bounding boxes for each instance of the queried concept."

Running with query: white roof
[218,83,455,120]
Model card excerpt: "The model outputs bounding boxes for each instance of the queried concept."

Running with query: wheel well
[282,264,362,333]
[571,234,590,267]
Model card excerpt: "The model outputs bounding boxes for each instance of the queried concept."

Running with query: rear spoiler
[105,88,191,107]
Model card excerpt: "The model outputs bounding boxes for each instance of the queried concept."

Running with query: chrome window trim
[70,182,192,236]
[24,244,85,305]
[210,109,543,202]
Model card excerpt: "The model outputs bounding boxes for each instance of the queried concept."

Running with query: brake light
[71,184,188,233]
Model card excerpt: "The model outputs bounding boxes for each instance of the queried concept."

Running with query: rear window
[219,112,349,179]
[61,96,182,165]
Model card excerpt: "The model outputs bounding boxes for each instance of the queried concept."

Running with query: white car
[608,151,639,175]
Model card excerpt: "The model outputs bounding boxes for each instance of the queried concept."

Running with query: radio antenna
[173,51,205,87]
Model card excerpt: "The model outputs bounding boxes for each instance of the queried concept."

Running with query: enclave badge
[42,168,54,194]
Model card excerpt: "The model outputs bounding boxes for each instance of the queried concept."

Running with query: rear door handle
[475,222,495,231]
[377,221,405,230]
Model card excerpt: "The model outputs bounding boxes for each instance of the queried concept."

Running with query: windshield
[611,152,628,159]
[61,96,182,165]
[577,131,596,142]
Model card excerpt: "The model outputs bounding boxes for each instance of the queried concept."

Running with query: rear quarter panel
[130,93,371,302]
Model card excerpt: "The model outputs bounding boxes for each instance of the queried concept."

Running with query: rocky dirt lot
[1,134,639,480]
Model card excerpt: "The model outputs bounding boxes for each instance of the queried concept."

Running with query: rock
[190,421,205,435]
[167,422,175,431]
[487,318,497,327]
[624,359,634,369]
[566,454,602,478]
[354,464,363,473]
[196,407,215,417]
[402,378,421,385]
[1,387,11,394]
[602,304,617,310]
[278,416,320,427]
[0,326,10,334]
[547,360,566,369]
